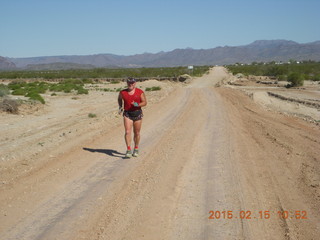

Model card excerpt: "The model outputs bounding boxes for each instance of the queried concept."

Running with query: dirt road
[1,67,319,239]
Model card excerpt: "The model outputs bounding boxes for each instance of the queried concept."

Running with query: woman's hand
[132,101,139,107]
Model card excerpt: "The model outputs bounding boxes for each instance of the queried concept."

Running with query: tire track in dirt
[167,87,249,240]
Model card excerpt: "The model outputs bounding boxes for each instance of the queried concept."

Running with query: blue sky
[1,0,319,58]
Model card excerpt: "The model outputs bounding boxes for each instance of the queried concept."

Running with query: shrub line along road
[0,67,319,239]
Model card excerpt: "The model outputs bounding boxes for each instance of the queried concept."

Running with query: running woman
[118,77,147,158]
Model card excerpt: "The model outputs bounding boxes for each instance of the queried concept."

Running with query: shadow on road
[83,147,125,158]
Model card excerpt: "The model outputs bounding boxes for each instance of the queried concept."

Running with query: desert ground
[0,67,319,240]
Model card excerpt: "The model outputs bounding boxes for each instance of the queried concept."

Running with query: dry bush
[0,98,19,114]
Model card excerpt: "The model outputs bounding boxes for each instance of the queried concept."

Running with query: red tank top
[120,88,144,111]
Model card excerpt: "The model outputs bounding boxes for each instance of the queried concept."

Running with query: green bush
[146,86,161,91]
[25,92,45,104]
[61,78,84,85]
[30,85,48,94]
[313,74,320,81]
[77,87,89,94]
[103,88,113,92]
[3,79,90,103]
[8,80,26,86]
[82,78,93,84]
[48,80,88,94]
[63,84,75,93]
[8,82,26,90]
[110,80,120,84]
[0,84,10,97]
[12,88,27,96]
[49,83,65,92]
[287,72,304,87]
[265,65,287,76]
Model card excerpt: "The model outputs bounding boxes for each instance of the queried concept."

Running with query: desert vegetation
[145,86,161,91]
[0,84,10,97]
[227,61,320,87]
[4,79,89,104]
[0,66,209,110]
[0,66,210,80]
[0,98,19,114]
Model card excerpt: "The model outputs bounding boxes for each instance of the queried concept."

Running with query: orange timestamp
[208,210,308,220]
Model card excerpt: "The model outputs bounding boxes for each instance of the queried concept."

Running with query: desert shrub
[103,88,113,92]
[8,82,26,90]
[12,88,28,95]
[34,82,49,93]
[26,81,38,87]
[35,86,48,94]
[49,80,88,94]
[146,86,161,91]
[277,75,287,81]
[287,72,304,87]
[88,113,97,118]
[8,80,26,86]
[110,80,120,84]
[265,65,287,76]
[3,79,90,103]
[77,87,89,94]
[63,86,73,93]
[25,92,45,104]
[48,81,90,95]
[61,78,84,85]
[153,86,161,91]
[9,81,50,96]
[0,98,19,114]
[313,74,320,81]
[49,83,65,92]
[81,78,93,84]
[0,84,10,97]
[59,82,77,93]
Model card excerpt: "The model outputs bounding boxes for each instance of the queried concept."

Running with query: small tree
[287,72,304,87]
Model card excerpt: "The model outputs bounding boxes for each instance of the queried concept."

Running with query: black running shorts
[123,110,143,121]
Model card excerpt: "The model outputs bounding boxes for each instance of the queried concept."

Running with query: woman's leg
[133,119,142,148]
[124,116,133,149]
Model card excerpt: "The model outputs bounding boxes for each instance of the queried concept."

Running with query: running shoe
[125,150,132,158]
[132,149,139,157]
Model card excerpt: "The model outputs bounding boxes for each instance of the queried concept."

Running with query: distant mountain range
[0,56,17,70]
[1,40,320,70]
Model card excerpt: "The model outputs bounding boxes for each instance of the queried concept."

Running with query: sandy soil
[0,67,319,240]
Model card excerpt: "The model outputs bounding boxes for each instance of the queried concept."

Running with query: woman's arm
[118,92,124,114]
[139,92,147,107]
[118,92,123,108]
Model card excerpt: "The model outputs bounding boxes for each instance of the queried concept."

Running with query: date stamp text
[208,210,308,220]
